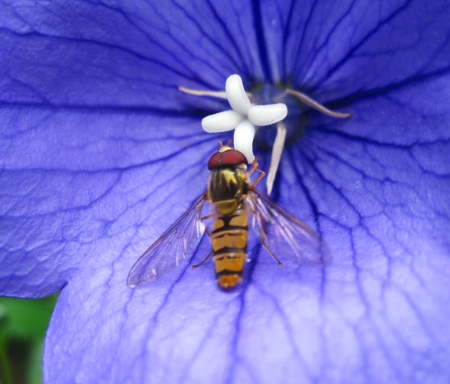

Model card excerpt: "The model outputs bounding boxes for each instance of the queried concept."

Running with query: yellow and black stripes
[211,206,248,288]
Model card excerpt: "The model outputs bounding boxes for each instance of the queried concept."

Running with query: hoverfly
[127,141,324,289]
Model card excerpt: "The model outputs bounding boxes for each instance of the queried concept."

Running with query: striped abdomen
[212,205,248,289]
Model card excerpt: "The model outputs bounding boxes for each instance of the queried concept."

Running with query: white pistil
[233,120,255,162]
[202,110,244,131]
[198,74,287,165]
[179,75,350,195]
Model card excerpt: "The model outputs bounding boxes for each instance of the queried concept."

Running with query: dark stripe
[216,269,243,277]
[217,213,244,226]
[214,247,246,255]
[212,226,248,234]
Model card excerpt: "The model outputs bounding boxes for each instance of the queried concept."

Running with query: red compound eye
[208,152,221,170]
[221,149,248,166]
[208,150,248,170]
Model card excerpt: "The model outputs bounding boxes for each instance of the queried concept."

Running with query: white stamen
[178,87,229,100]
[266,123,287,195]
[179,86,252,99]
[284,89,350,119]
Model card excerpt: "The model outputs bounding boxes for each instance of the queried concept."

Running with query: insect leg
[191,214,217,269]
[247,158,258,176]
[191,250,214,269]
[262,243,284,266]
[251,167,266,188]
[201,213,218,237]
[247,158,266,187]
[250,204,284,267]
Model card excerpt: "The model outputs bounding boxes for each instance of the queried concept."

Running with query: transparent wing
[127,193,208,287]
[248,188,327,265]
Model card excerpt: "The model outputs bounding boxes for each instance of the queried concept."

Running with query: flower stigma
[180,74,350,195]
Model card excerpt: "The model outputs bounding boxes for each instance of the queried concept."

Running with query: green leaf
[0,296,57,339]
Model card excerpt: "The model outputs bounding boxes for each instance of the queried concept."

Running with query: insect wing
[249,188,326,265]
[127,193,208,287]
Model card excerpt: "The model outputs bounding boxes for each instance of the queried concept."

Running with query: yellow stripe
[214,253,246,273]
[212,231,246,251]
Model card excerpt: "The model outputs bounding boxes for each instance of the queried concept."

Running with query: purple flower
[1,1,450,383]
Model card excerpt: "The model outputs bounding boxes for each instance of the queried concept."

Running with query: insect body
[210,205,247,288]
[127,143,324,289]
[207,148,251,287]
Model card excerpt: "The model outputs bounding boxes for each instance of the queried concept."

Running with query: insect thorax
[208,167,248,215]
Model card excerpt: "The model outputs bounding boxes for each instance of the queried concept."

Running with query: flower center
[179,74,349,195]
[251,84,308,152]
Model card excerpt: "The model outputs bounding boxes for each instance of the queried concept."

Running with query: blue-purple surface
[1,1,450,383]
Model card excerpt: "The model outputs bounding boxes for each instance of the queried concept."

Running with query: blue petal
[0,110,212,297]
[1,1,450,384]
